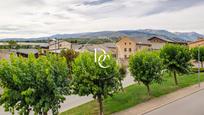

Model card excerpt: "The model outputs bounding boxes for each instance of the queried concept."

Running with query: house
[71,44,84,52]
[49,40,71,50]
[102,43,117,57]
[148,36,187,50]
[38,43,49,49]
[79,43,117,57]
[188,38,204,48]
[15,49,39,58]
[116,36,151,60]
[0,50,11,59]
[17,42,49,49]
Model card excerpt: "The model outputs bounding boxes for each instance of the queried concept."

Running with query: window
[124,48,127,52]
[129,48,132,52]
[129,42,131,45]
[125,42,127,45]
[124,55,127,58]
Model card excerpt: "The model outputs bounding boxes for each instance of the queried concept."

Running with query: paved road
[145,89,204,115]
[0,70,134,115]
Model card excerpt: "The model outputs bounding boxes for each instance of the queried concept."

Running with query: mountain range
[1,29,204,42]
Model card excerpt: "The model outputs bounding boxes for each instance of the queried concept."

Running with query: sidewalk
[113,82,204,115]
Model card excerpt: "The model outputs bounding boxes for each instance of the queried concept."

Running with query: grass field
[60,72,204,115]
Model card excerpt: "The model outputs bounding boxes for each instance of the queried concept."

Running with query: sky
[0,0,204,38]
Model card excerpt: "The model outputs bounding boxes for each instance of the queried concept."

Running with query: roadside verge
[113,82,204,115]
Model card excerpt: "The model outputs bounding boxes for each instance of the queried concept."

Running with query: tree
[0,54,70,115]
[7,40,17,49]
[119,64,126,91]
[129,51,163,96]
[191,46,204,68]
[60,49,79,75]
[71,51,123,115]
[160,44,192,85]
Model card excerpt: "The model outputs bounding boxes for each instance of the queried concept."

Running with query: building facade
[116,37,136,60]
[148,36,187,50]
[188,38,204,48]
[49,40,71,50]
[148,37,176,50]
[116,36,151,60]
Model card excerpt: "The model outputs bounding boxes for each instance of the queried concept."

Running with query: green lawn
[60,72,204,115]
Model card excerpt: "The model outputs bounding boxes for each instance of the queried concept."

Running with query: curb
[113,83,204,115]
[141,87,204,115]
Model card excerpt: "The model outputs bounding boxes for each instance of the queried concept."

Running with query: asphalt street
[145,89,204,115]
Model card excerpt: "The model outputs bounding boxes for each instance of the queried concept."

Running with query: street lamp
[198,45,200,87]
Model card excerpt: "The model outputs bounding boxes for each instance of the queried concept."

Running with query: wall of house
[0,50,11,59]
[150,42,166,50]
[49,41,71,50]
[136,45,151,50]
[188,40,204,48]
[116,37,136,60]
[148,38,167,50]
[107,47,117,57]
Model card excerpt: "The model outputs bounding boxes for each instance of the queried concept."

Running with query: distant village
[0,36,203,65]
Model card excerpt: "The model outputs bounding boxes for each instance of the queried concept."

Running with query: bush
[191,68,204,73]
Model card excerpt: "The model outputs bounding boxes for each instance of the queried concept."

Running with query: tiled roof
[81,43,116,52]
[102,43,116,48]
[120,36,151,45]
[148,36,175,42]
[16,49,38,54]
[188,39,204,44]
[148,36,187,44]
[49,40,70,46]
[71,44,83,50]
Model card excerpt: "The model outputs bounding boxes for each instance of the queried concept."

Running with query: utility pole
[52,38,57,53]
[58,39,59,50]
[198,45,201,87]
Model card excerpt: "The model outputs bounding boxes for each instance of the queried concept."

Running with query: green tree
[7,40,17,49]
[191,46,204,68]
[0,54,70,115]
[129,51,164,96]
[160,44,192,85]
[71,51,123,115]
[119,64,126,91]
[60,49,79,74]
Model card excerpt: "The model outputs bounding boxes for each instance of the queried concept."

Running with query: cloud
[21,0,46,6]
[145,0,204,16]
[0,25,22,31]
[83,0,113,5]
[52,14,70,20]
[0,0,204,38]
[0,24,39,31]
[66,0,154,19]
